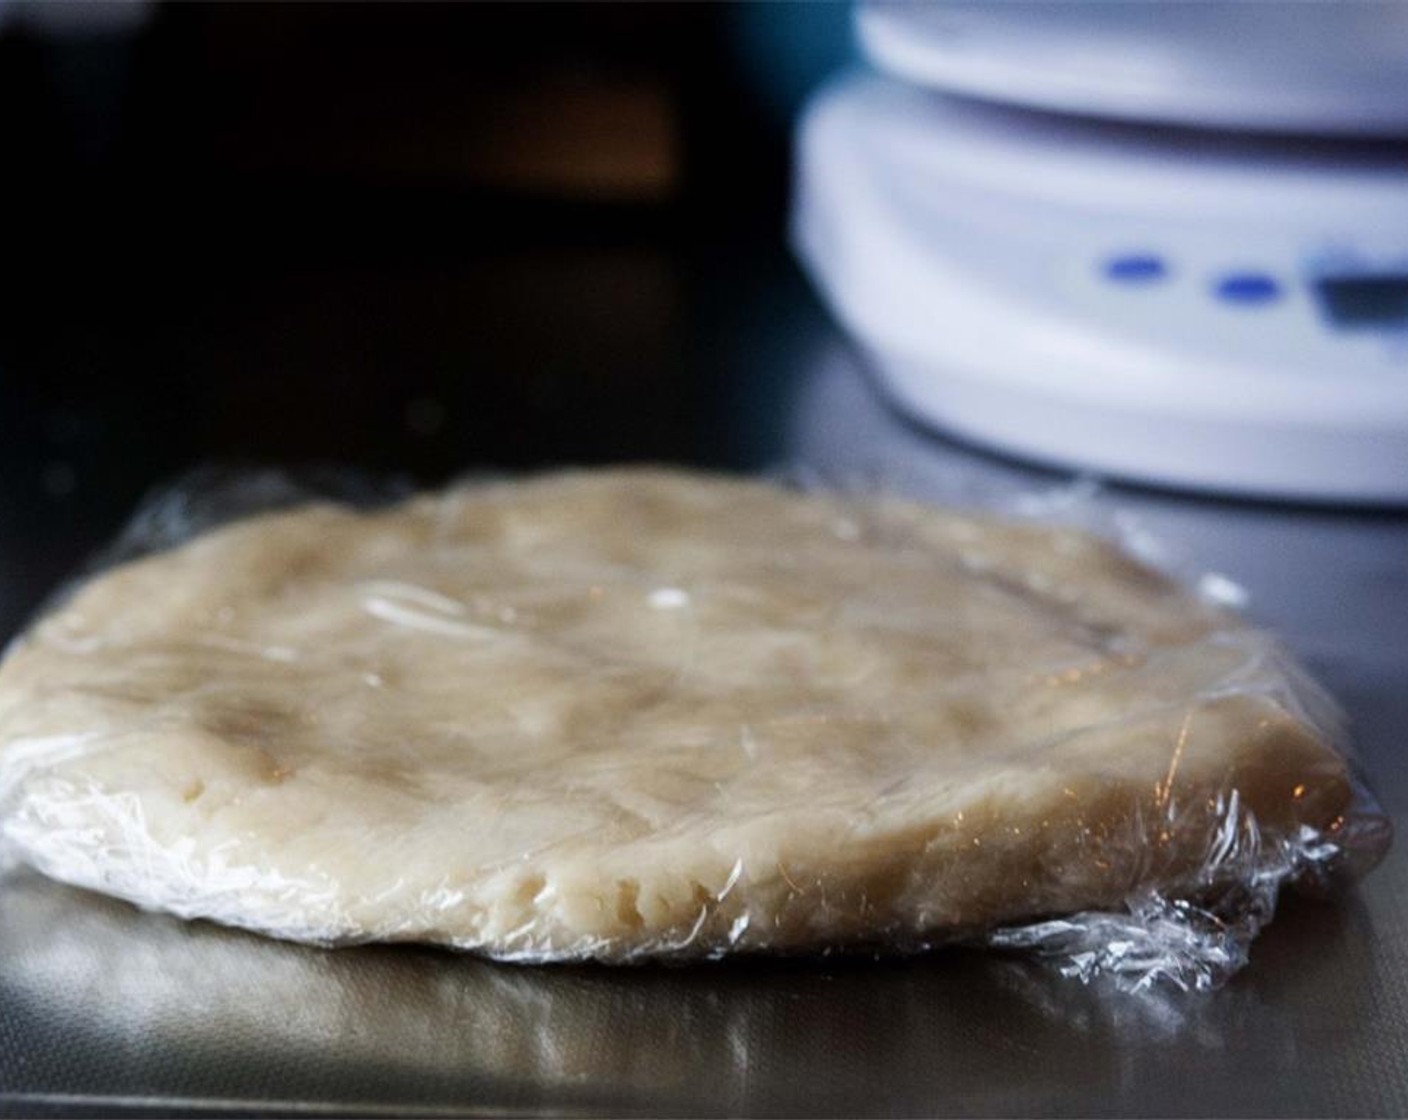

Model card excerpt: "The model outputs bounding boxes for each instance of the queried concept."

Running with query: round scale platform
[793,4,1408,503]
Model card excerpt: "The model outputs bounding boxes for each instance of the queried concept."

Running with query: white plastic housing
[857,1,1408,137]
[791,74,1408,504]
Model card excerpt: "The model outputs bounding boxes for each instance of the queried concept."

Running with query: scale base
[868,352,1408,506]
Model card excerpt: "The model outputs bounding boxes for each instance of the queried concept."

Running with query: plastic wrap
[0,466,1391,991]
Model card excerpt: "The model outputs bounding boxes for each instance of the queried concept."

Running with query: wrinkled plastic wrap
[0,467,1391,992]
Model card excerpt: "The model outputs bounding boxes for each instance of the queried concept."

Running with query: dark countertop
[1,233,1406,1117]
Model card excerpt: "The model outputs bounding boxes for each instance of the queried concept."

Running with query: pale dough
[0,468,1351,960]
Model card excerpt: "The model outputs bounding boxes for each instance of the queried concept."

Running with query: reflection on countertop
[0,868,1390,1117]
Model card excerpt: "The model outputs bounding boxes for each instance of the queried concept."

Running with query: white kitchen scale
[793,1,1408,503]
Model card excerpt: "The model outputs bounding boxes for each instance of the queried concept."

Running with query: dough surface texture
[0,469,1352,960]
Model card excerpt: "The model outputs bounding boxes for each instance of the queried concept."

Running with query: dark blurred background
[0,2,851,634]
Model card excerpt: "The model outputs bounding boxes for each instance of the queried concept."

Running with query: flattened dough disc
[0,469,1351,960]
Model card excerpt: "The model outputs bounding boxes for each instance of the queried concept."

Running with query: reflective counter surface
[2,245,1406,1117]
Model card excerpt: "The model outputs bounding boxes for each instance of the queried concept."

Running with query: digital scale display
[1314,274,1408,328]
